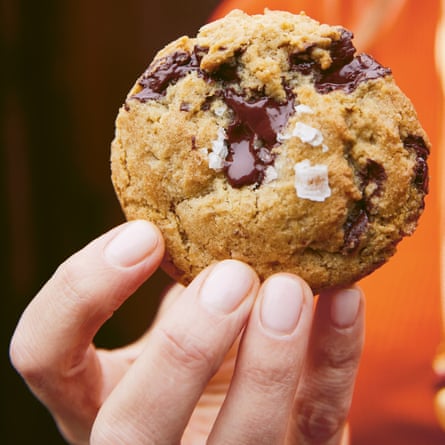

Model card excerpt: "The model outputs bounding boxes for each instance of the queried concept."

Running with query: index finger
[9,220,164,401]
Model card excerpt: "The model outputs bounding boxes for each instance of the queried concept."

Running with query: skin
[10,220,365,445]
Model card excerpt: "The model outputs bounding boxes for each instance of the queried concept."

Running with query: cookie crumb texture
[111,9,430,292]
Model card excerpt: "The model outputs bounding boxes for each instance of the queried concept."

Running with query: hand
[10,220,365,445]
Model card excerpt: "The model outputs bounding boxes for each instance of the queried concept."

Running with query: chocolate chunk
[361,159,387,202]
[328,29,356,70]
[225,124,261,187]
[223,89,295,148]
[132,47,206,102]
[315,54,392,94]
[289,46,318,75]
[403,135,430,194]
[209,50,242,82]
[290,30,391,94]
[222,88,295,187]
[342,160,386,252]
[343,204,369,253]
[210,62,239,82]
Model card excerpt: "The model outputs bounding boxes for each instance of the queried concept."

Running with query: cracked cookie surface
[111,9,429,292]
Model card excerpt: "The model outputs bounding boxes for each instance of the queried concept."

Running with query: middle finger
[208,274,315,445]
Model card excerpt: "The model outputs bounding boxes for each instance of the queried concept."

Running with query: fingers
[208,274,315,445]
[289,287,365,445]
[206,282,363,445]
[90,260,260,445]
[9,221,165,437]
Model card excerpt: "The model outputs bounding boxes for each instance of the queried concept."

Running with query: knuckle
[314,336,362,370]
[297,402,346,443]
[157,325,217,372]
[9,335,48,388]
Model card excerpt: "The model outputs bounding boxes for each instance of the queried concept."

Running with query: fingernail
[260,275,304,335]
[199,261,255,314]
[104,221,159,267]
[330,288,361,328]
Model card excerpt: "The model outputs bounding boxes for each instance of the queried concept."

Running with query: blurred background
[1,1,219,443]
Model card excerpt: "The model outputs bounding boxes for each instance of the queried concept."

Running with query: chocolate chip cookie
[111,9,430,292]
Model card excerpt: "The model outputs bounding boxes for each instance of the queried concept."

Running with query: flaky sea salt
[292,122,324,147]
[207,127,228,171]
[263,165,278,183]
[277,119,328,151]
[295,104,314,115]
[208,152,225,170]
[294,160,331,202]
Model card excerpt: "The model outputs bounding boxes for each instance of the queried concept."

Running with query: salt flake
[207,128,228,171]
[292,122,324,147]
[294,160,331,202]
[263,166,278,184]
[295,104,314,115]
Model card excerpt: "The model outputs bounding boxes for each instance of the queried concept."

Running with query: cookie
[111,9,430,292]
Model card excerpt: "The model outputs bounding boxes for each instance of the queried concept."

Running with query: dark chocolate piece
[223,89,295,147]
[361,159,387,202]
[403,135,430,195]
[225,125,261,186]
[328,29,356,70]
[289,45,317,75]
[132,47,206,102]
[342,160,387,252]
[343,204,369,253]
[210,61,240,82]
[222,88,295,187]
[290,29,391,94]
[315,53,391,94]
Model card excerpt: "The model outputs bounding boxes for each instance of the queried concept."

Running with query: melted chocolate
[130,46,296,188]
[289,45,317,75]
[223,89,295,147]
[131,45,240,102]
[290,29,391,94]
[132,47,206,101]
[403,135,430,194]
[328,29,356,70]
[315,54,391,94]
[210,61,240,82]
[223,89,295,187]
[130,33,390,191]
[342,160,386,252]
[361,159,387,203]
[343,204,369,254]
[225,125,261,186]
